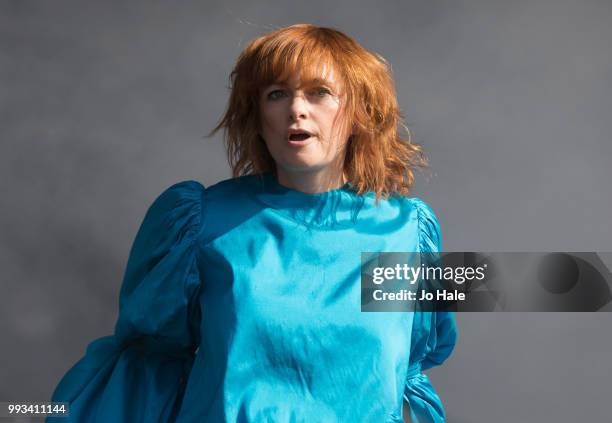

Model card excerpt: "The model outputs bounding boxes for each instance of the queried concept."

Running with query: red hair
[209,24,429,200]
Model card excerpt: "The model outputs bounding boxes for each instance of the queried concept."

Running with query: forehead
[264,61,344,90]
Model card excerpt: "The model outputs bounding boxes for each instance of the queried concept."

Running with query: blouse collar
[249,172,367,229]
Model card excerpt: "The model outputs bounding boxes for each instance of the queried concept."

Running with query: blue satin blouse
[48,173,457,423]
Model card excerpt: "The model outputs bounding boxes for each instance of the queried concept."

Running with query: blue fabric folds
[404,199,458,422]
[48,174,457,423]
[48,181,204,422]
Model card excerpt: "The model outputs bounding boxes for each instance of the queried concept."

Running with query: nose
[288,92,308,122]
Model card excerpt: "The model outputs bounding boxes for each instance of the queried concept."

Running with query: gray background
[1,0,611,422]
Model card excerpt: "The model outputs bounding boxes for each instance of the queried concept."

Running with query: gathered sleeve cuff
[421,312,457,372]
[47,181,205,423]
[404,311,458,423]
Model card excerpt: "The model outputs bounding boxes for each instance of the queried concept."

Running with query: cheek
[261,107,286,134]
[321,105,347,136]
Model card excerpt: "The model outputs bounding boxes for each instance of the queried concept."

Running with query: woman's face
[258,68,351,180]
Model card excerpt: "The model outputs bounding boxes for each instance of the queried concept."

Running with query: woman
[48,24,457,423]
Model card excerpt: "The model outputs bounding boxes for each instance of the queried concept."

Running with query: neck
[275,166,347,194]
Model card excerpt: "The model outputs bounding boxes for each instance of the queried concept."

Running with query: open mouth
[288,133,312,141]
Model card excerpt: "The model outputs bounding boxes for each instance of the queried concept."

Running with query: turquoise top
[48,173,457,423]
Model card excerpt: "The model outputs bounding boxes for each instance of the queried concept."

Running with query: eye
[312,87,332,97]
[266,89,287,101]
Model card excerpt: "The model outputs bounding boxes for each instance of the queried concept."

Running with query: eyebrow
[305,77,334,86]
[265,78,337,91]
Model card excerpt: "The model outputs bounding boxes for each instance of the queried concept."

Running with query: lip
[286,128,315,147]
[287,137,315,147]
[287,128,314,137]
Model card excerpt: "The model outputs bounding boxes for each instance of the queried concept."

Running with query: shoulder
[196,175,264,243]
[130,180,206,251]
[406,197,440,224]
[156,175,258,198]
[371,195,440,222]
[158,180,206,200]
[147,180,206,218]
[202,174,257,201]
[148,179,205,222]
[151,177,250,231]
[404,197,442,252]
[155,175,257,209]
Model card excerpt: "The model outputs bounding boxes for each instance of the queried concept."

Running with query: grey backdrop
[2,1,611,422]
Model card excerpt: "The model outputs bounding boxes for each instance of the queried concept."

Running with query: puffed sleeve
[404,198,458,423]
[47,181,205,423]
